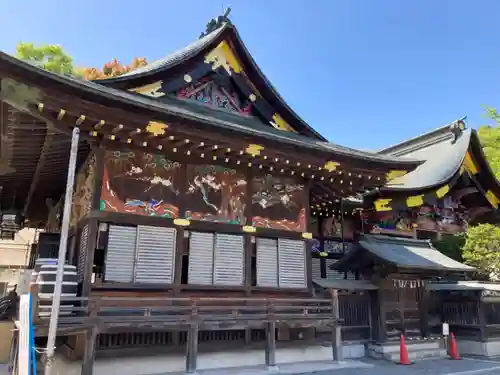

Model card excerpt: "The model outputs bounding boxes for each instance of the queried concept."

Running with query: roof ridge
[378,117,467,156]
[95,23,228,83]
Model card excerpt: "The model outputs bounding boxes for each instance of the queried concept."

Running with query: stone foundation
[456,339,500,357]
[367,339,446,361]
[51,343,367,375]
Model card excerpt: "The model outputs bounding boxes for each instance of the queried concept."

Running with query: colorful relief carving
[185,164,247,224]
[369,210,414,235]
[100,151,182,218]
[311,237,354,255]
[311,238,321,253]
[70,153,96,227]
[367,195,469,235]
[45,198,63,233]
[174,75,252,115]
[321,217,355,240]
[251,175,305,231]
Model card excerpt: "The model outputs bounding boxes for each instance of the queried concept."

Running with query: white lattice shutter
[213,234,244,286]
[346,271,356,280]
[188,232,214,285]
[325,259,345,280]
[311,257,322,279]
[256,238,278,287]
[278,239,307,288]
[105,225,137,283]
[134,226,177,284]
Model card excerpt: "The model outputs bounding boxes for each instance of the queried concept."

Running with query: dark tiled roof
[97,24,228,83]
[427,281,500,291]
[0,51,421,168]
[378,121,461,157]
[331,234,474,272]
[96,21,328,140]
[313,279,378,290]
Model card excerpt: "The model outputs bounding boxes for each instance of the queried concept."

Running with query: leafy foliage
[462,224,500,280]
[15,42,148,80]
[79,57,148,80]
[478,107,500,179]
[15,43,75,75]
[433,233,465,262]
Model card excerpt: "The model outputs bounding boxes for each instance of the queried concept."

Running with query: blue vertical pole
[28,294,33,375]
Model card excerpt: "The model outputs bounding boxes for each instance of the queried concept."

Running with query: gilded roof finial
[199,7,232,38]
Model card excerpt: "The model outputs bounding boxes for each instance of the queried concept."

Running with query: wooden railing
[33,295,341,333]
[427,296,500,340]
[32,294,343,375]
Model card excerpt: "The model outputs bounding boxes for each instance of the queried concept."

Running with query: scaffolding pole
[44,127,80,375]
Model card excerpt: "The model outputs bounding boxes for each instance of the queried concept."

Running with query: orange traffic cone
[398,334,413,365]
[449,333,461,360]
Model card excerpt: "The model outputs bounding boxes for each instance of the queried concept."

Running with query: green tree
[15,42,75,75]
[478,107,500,179]
[15,42,148,80]
[433,233,465,262]
[462,224,500,280]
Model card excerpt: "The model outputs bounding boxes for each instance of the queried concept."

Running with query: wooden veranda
[28,290,343,375]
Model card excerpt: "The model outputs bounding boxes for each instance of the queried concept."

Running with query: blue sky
[1,0,499,150]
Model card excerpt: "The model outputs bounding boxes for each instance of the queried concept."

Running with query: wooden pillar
[185,325,199,374]
[244,235,253,296]
[419,284,430,338]
[81,326,98,375]
[244,168,254,297]
[320,257,326,279]
[373,278,390,342]
[66,230,75,265]
[174,164,188,294]
[476,291,487,341]
[305,181,314,294]
[265,321,277,369]
[82,219,99,298]
[173,227,185,293]
[331,289,342,361]
[91,147,105,211]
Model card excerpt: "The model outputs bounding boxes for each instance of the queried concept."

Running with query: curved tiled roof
[97,24,228,82]
[383,128,472,190]
[95,21,328,140]
[332,234,474,272]
[0,51,421,169]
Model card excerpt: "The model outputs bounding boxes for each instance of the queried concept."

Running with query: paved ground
[154,358,500,375]
[307,358,500,375]
[4,356,500,375]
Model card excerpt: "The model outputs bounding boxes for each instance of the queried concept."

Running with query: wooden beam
[453,187,479,201]
[21,110,55,215]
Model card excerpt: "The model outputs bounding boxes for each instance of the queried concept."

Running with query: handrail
[32,295,342,327]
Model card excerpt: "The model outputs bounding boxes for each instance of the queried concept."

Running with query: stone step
[367,340,446,362]
[384,348,447,362]
[371,341,441,354]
